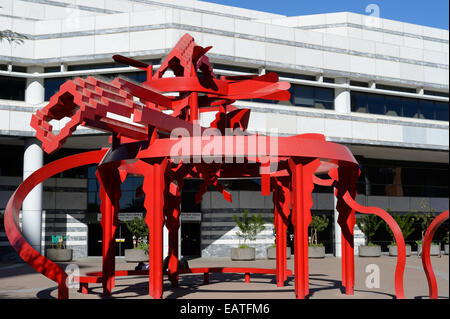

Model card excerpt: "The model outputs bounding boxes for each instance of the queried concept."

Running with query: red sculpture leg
[421,210,449,299]
[289,158,320,299]
[331,166,359,295]
[273,177,290,287]
[96,162,122,296]
[142,159,168,299]
[165,178,183,287]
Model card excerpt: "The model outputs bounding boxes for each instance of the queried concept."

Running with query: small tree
[356,215,382,246]
[309,215,329,246]
[233,209,265,248]
[124,217,148,250]
[385,211,415,246]
[417,200,436,241]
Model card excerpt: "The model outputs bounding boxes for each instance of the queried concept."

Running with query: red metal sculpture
[421,210,449,299]
[5,33,435,300]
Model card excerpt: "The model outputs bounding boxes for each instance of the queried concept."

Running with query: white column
[25,66,44,105]
[22,138,44,253]
[163,225,169,259]
[333,190,342,257]
[334,77,351,114]
[22,66,45,253]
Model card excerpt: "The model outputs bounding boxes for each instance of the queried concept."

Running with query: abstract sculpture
[5,33,444,300]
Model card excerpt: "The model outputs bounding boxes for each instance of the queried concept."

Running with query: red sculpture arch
[3,33,424,300]
[421,210,449,299]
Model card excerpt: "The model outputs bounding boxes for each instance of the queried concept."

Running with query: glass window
[122,71,147,83]
[44,66,61,73]
[419,100,435,120]
[351,92,368,113]
[293,85,314,107]
[44,77,72,101]
[385,96,402,117]
[402,98,419,118]
[367,94,385,115]
[0,76,26,100]
[377,84,416,93]
[434,102,449,121]
[424,90,449,98]
[67,63,121,71]
[315,87,334,110]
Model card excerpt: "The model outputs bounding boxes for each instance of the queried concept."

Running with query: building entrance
[181,222,201,257]
[87,222,133,256]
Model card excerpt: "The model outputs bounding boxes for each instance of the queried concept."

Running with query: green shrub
[233,209,265,247]
[124,217,148,249]
[309,215,328,246]
[356,215,382,246]
[385,211,415,246]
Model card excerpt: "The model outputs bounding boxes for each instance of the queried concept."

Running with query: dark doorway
[88,222,134,256]
[181,222,201,257]
[88,223,102,256]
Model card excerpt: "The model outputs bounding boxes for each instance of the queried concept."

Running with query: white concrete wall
[1,7,447,88]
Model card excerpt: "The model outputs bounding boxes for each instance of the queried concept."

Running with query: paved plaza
[0,254,448,299]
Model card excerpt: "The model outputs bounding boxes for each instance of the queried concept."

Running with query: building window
[377,84,416,94]
[351,91,449,121]
[0,76,26,101]
[367,94,385,115]
[44,77,72,101]
[268,70,316,81]
[358,159,449,198]
[291,84,334,110]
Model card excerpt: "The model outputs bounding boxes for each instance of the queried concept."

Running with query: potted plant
[356,215,382,257]
[124,217,149,263]
[47,234,72,262]
[266,216,291,260]
[308,215,328,258]
[416,209,439,256]
[386,211,414,256]
[231,209,265,261]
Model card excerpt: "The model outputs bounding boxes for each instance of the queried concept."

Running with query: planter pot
[231,247,255,261]
[125,249,148,263]
[266,247,291,260]
[308,246,325,258]
[46,248,72,262]
[445,244,449,255]
[417,244,440,256]
[388,245,412,257]
[359,245,381,257]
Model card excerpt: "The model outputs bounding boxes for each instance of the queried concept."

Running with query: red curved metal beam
[421,210,449,299]
[312,174,406,299]
[4,149,108,299]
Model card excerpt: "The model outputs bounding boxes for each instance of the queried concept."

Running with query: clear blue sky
[205,0,449,30]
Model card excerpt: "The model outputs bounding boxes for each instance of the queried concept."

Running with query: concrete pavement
[0,255,448,299]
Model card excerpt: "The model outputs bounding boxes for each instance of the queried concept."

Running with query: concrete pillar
[334,77,351,114]
[22,66,45,253]
[25,66,44,105]
[333,190,342,257]
[22,138,44,253]
[163,225,169,259]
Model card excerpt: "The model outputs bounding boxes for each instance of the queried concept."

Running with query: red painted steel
[313,172,407,299]
[421,210,449,299]
[3,150,108,299]
[3,32,430,300]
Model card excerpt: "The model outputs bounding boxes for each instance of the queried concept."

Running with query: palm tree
[0,30,28,45]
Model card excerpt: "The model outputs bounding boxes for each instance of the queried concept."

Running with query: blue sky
[205,0,449,30]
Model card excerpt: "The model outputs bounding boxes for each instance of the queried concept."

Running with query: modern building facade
[0,0,448,260]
